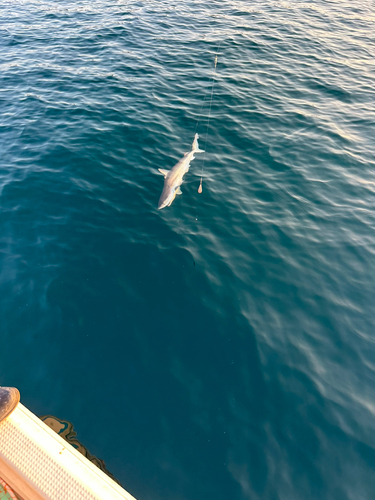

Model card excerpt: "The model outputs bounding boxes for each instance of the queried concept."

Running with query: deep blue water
[1,1,375,499]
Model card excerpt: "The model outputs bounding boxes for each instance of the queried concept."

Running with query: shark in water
[157,133,204,209]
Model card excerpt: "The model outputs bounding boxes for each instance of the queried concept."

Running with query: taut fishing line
[195,40,222,194]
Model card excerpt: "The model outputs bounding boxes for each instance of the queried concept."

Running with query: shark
[157,133,204,209]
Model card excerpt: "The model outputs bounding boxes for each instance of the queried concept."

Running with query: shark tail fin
[192,133,205,153]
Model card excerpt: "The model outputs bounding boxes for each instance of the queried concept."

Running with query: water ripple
[1,0,375,499]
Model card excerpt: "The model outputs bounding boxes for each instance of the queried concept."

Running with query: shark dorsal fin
[158,168,169,178]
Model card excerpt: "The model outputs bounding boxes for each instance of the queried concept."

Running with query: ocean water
[1,0,375,499]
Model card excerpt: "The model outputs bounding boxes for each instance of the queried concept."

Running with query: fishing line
[196,40,222,194]
[193,44,220,135]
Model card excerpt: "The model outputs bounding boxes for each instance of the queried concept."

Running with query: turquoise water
[1,1,375,499]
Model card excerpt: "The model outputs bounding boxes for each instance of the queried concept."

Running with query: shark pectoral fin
[158,168,169,177]
[176,188,182,195]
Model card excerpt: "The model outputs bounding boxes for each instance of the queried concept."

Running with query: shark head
[158,186,177,210]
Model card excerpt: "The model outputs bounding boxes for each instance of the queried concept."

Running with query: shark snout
[158,187,177,210]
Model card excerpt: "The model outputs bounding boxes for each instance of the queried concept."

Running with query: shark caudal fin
[192,133,205,153]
